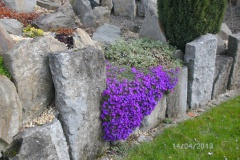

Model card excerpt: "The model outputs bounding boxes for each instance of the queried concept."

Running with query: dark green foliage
[0,56,11,78]
[157,0,227,50]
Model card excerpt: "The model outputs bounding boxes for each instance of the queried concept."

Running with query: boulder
[0,19,23,35]
[113,0,136,18]
[36,0,61,10]
[139,15,166,42]
[227,33,240,89]
[3,0,36,12]
[49,47,107,160]
[218,23,232,41]
[3,37,66,123]
[166,66,188,117]
[0,75,22,153]
[0,22,15,55]
[71,0,96,27]
[140,95,166,132]
[73,28,97,48]
[32,2,76,31]
[212,55,233,99]
[93,6,110,24]
[144,0,157,16]
[92,23,121,44]
[9,119,70,160]
[101,0,113,11]
[184,34,217,109]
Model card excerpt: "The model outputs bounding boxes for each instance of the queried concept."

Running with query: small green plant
[164,118,173,124]
[23,25,44,38]
[0,56,11,78]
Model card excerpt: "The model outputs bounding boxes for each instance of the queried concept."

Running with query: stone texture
[92,23,121,44]
[217,36,227,54]
[0,22,15,55]
[143,0,157,16]
[113,0,136,18]
[71,0,96,27]
[32,2,76,31]
[101,0,113,11]
[139,15,166,42]
[0,75,22,152]
[166,66,188,118]
[136,0,144,17]
[73,28,97,49]
[49,47,106,160]
[3,0,36,12]
[3,37,66,123]
[227,33,240,89]
[37,0,61,10]
[173,50,184,61]
[0,19,23,35]
[212,55,233,99]
[93,6,110,24]
[218,23,232,41]
[184,34,217,109]
[11,119,70,160]
[140,95,166,132]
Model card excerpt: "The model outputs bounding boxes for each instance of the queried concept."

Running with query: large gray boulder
[49,47,107,160]
[92,23,121,44]
[139,15,166,42]
[71,0,96,27]
[3,37,66,123]
[0,19,23,35]
[212,55,233,99]
[184,34,217,109]
[0,22,15,55]
[113,0,136,18]
[10,119,70,160]
[140,95,166,132]
[3,0,36,12]
[93,6,110,24]
[0,75,22,153]
[227,33,240,89]
[36,0,61,10]
[166,66,188,118]
[32,2,76,31]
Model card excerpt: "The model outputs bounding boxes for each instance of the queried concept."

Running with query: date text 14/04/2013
[173,143,214,150]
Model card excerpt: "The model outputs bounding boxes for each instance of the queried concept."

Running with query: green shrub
[0,56,11,78]
[23,25,44,38]
[157,0,227,50]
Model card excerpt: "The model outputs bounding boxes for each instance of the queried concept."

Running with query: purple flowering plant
[101,38,181,141]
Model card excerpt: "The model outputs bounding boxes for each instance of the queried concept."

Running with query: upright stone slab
[3,0,36,12]
[212,55,233,99]
[184,34,217,109]
[10,119,70,160]
[0,75,22,153]
[140,95,166,132]
[113,0,136,18]
[0,22,15,55]
[49,47,106,160]
[3,37,66,123]
[166,66,188,117]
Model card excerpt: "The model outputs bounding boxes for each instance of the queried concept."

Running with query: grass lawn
[125,96,240,160]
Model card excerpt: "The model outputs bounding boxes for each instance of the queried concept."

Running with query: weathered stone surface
[237,0,240,6]
[32,2,76,31]
[101,0,113,11]
[3,37,66,123]
[0,22,15,55]
[73,28,97,49]
[140,95,166,132]
[212,55,233,99]
[37,0,61,10]
[92,23,121,44]
[217,36,227,54]
[71,0,96,27]
[173,50,184,61]
[184,34,217,109]
[93,6,110,24]
[136,0,144,17]
[218,23,232,41]
[166,66,188,117]
[113,0,136,18]
[49,47,106,160]
[3,0,36,12]
[11,119,70,160]
[144,0,157,16]
[0,19,23,35]
[227,33,240,89]
[139,15,166,42]
[0,75,22,152]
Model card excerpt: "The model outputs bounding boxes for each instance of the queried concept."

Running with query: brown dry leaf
[187,112,197,117]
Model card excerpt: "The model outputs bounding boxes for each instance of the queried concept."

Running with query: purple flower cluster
[101,62,179,141]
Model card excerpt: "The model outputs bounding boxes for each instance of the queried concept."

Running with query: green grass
[0,56,11,78]
[125,96,240,160]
